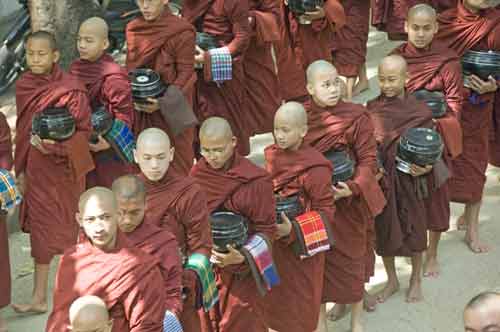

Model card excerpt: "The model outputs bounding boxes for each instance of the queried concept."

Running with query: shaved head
[464,292,500,332]
[306,60,337,84]
[79,17,109,39]
[112,175,146,202]
[275,102,308,128]
[199,117,234,141]
[407,4,437,21]
[137,127,171,150]
[69,296,111,332]
[274,102,308,150]
[79,187,117,212]
[378,55,407,98]
[379,55,407,76]
[26,31,57,50]
[199,117,237,169]
[134,128,174,181]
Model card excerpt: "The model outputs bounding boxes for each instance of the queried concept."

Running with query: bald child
[69,295,112,332]
[259,102,335,332]
[464,292,500,332]
[69,17,134,188]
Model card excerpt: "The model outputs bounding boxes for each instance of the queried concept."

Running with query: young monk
[12,31,94,314]
[392,4,464,277]
[332,0,370,100]
[132,128,212,332]
[435,0,500,253]
[258,102,335,332]
[367,55,441,303]
[70,17,134,188]
[69,296,113,332]
[46,187,166,332]
[302,60,385,332]
[190,117,276,332]
[126,0,198,175]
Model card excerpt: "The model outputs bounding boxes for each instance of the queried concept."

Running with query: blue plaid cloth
[104,119,135,163]
[0,169,22,211]
[209,46,232,83]
[163,310,183,332]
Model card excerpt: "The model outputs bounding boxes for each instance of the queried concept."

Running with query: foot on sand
[465,237,490,254]
[376,281,400,303]
[352,321,364,332]
[327,304,349,321]
[405,279,423,303]
[423,255,440,278]
[11,302,47,315]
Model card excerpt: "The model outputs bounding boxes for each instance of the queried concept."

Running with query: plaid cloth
[185,253,219,312]
[293,211,332,259]
[104,119,135,163]
[209,46,232,83]
[0,169,22,211]
[163,310,183,332]
[241,234,280,296]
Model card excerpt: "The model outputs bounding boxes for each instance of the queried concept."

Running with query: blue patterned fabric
[104,119,135,163]
[0,169,22,211]
[163,310,183,332]
[209,46,232,83]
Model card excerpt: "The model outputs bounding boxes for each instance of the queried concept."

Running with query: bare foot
[11,302,47,314]
[423,255,440,278]
[376,281,400,303]
[352,80,369,96]
[456,215,466,230]
[352,321,364,332]
[327,304,349,321]
[363,292,377,312]
[405,279,423,303]
[464,237,490,254]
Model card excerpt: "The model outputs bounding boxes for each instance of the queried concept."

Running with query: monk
[68,296,113,332]
[69,17,134,188]
[259,102,334,332]
[126,0,198,175]
[132,128,212,332]
[367,55,441,303]
[464,292,500,332]
[392,4,464,277]
[435,0,500,253]
[332,0,370,100]
[190,117,276,332]
[46,187,166,332]
[113,175,183,317]
[302,60,385,331]
[12,31,94,314]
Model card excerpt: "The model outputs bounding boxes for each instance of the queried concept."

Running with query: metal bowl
[396,127,443,173]
[196,32,219,51]
[90,106,114,143]
[462,50,500,80]
[32,107,75,141]
[275,194,304,224]
[129,68,166,104]
[412,89,447,119]
[288,0,324,15]
[210,211,248,253]
[323,149,355,184]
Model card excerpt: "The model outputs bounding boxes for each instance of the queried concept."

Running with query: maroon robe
[69,54,134,188]
[260,143,334,332]
[367,94,435,256]
[332,0,370,77]
[139,168,212,332]
[46,233,165,332]
[182,0,252,156]
[190,154,276,332]
[15,65,94,264]
[303,99,386,303]
[0,112,13,309]
[126,8,197,174]
[436,2,500,203]
[123,221,183,316]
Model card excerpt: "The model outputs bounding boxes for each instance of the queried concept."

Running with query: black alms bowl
[288,0,324,15]
[413,89,447,119]
[462,50,500,80]
[32,107,75,141]
[90,106,113,143]
[275,194,304,224]
[396,127,443,173]
[323,149,355,184]
[210,211,248,253]
[129,68,166,104]
[196,32,218,51]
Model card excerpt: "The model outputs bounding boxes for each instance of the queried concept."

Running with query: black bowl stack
[90,106,114,144]
[196,32,219,51]
[462,50,500,81]
[275,194,304,224]
[32,107,75,141]
[210,211,248,253]
[412,89,447,119]
[323,149,355,184]
[288,0,324,14]
[129,68,166,105]
[396,127,443,174]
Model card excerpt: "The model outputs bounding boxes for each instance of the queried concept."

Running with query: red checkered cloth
[292,211,334,259]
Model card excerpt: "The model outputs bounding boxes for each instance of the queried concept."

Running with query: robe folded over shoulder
[435,2,500,203]
[46,233,165,332]
[332,0,370,77]
[190,154,276,332]
[0,112,12,309]
[367,94,435,256]
[182,0,252,156]
[123,221,183,316]
[140,169,212,332]
[126,8,197,174]
[15,65,94,264]
[70,54,134,188]
[259,143,334,332]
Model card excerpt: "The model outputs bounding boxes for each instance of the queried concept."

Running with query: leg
[363,289,377,312]
[456,210,466,230]
[12,262,49,314]
[376,257,400,303]
[406,253,424,303]
[345,77,357,101]
[315,304,328,332]
[353,64,369,96]
[0,312,6,332]
[464,200,490,253]
[351,300,364,332]
[423,231,441,278]
[326,303,348,321]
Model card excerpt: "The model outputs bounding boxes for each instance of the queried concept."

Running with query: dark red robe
[139,168,212,332]
[69,54,134,188]
[126,8,197,174]
[190,154,276,332]
[0,112,13,309]
[46,233,166,332]
[367,94,435,256]
[332,0,370,77]
[15,65,94,264]
[260,143,334,332]
[182,0,252,155]
[435,2,500,203]
[303,99,386,303]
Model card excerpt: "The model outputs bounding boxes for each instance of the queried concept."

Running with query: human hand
[89,135,111,152]
[301,6,325,21]
[467,75,498,95]
[276,212,292,239]
[195,45,205,65]
[30,134,50,155]
[210,245,245,268]
[333,181,352,201]
[409,164,432,177]
[134,98,160,113]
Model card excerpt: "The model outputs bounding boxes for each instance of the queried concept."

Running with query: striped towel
[185,253,219,312]
[241,234,280,296]
[104,119,135,163]
[209,46,232,83]
[293,211,333,259]
[163,310,183,332]
[0,169,22,211]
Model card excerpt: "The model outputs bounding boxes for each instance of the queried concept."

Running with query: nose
[150,158,159,169]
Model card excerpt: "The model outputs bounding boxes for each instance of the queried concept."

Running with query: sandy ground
[2,28,500,332]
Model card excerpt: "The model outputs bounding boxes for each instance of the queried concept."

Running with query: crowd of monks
[0,0,499,331]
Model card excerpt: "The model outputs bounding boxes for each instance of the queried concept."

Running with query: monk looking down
[68,296,113,332]
[464,292,500,332]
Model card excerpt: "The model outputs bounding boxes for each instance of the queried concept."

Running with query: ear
[53,50,61,63]
[103,37,110,51]
[404,20,409,34]
[169,146,175,162]
[75,212,83,227]
[306,82,315,96]
[163,0,169,5]
[231,136,238,149]
[300,124,308,138]
[133,149,139,164]
[433,22,439,34]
